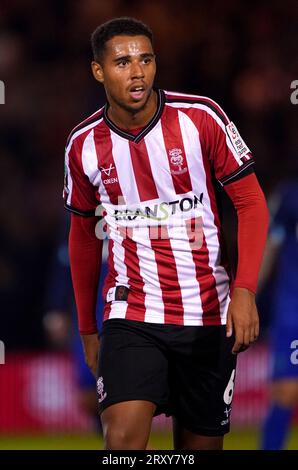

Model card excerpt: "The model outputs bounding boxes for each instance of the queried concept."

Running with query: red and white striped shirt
[64,89,254,326]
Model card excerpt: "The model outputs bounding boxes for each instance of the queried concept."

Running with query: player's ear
[91,61,104,84]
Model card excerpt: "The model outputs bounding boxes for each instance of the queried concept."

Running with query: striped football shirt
[64,89,254,325]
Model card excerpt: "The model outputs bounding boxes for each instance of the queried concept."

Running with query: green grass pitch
[0,428,297,450]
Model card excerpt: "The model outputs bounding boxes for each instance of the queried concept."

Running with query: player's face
[91,35,156,114]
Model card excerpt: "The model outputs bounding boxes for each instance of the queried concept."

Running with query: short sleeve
[204,105,255,186]
[63,136,99,217]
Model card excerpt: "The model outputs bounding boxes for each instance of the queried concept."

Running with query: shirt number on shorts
[223,369,236,405]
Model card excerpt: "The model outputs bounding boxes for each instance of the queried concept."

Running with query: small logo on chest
[168,148,188,175]
[100,164,115,176]
[100,164,119,184]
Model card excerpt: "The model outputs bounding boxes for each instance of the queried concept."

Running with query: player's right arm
[64,131,103,377]
[69,214,102,377]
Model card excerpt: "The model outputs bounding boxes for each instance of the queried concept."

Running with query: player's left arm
[224,173,269,353]
[201,104,269,353]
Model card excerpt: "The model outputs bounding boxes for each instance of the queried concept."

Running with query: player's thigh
[97,319,169,416]
[169,325,237,441]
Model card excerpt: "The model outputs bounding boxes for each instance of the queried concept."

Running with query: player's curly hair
[91,17,153,64]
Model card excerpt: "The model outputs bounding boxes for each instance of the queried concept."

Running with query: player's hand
[81,333,100,378]
[226,287,259,354]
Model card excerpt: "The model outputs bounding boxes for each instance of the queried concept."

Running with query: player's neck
[107,90,157,130]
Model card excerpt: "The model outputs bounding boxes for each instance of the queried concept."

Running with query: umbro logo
[100,164,115,176]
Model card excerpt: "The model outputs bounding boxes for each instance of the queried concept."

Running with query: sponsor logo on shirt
[113,194,203,222]
[103,177,119,184]
[100,164,119,185]
[100,164,115,176]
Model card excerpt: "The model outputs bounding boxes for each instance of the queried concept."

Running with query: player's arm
[64,131,103,376]
[69,213,103,377]
[201,103,269,353]
[224,173,269,353]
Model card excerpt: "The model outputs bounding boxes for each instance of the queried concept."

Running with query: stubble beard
[109,87,153,117]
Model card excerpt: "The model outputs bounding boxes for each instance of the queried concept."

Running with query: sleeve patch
[226,122,250,158]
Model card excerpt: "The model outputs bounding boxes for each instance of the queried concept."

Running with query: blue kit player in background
[260,179,298,450]
[43,212,108,425]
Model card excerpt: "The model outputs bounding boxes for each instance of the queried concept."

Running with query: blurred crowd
[0,0,297,349]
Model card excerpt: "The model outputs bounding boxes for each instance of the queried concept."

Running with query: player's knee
[103,424,145,450]
[103,427,129,450]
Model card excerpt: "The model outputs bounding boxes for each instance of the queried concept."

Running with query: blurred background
[0,0,298,450]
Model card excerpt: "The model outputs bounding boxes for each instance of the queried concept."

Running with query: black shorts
[97,319,237,436]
